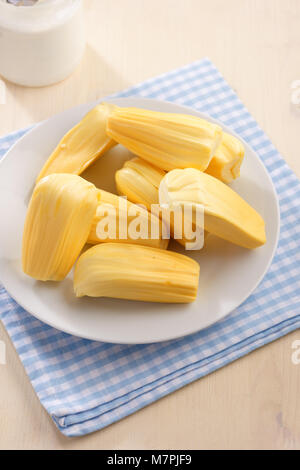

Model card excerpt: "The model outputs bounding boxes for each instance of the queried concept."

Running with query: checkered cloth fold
[1,59,299,436]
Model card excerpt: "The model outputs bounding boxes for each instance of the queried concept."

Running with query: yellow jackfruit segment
[205,132,245,184]
[88,189,169,250]
[159,168,266,249]
[116,157,208,249]
[37,103,116,182]
[74,243,200,303]
[115,157,165,209]
[106,105,222,171]
[22,174,98,281]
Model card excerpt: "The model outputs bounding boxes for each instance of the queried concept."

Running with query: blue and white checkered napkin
[1,59,300,436]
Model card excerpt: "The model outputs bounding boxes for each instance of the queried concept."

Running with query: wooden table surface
[0,0,299,450]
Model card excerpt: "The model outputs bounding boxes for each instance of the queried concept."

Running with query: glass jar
[0,0,85,87]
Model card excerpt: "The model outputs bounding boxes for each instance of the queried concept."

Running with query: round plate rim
[0,97,280,344]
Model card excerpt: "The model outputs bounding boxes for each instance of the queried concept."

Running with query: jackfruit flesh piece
[37,103,116,182]
[159,168,266,249]
[22,174,98,281]
[115,157,165,210]
[88,189,169,250]
[205,132,245,183]
[116,157,206,248]
[74,243,200,303]
[106,105,222,171]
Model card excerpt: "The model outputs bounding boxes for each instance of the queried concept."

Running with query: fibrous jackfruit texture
[22,174,98,281]
[116,157,207,248]
[115,157,165,209]
[205,132,245,184]
[88,189,169,250]
[74,243,200,303]
[106,106,222,171]
[159,168,266,249]
[37,103,116,182]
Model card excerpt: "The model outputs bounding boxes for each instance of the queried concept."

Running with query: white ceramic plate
[0,98,280,344]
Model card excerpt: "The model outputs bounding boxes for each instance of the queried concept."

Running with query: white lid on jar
[0,0,82,32]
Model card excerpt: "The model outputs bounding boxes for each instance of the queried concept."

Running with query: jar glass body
[0,0,85,87]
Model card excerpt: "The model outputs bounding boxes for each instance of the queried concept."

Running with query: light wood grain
[0,0,299,450]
